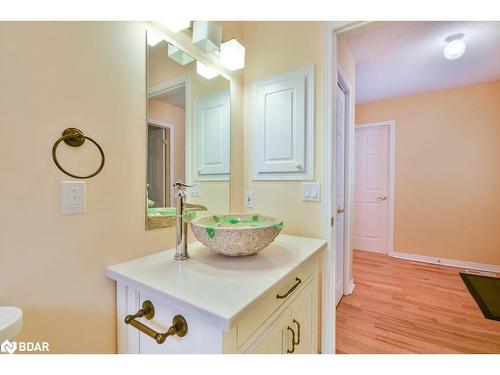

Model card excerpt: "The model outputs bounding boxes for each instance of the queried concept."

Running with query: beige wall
[337,36,355,86]
[356,80,500,265]
[0,22,179,353]
[243,22,324,238]
[148,99,186,190]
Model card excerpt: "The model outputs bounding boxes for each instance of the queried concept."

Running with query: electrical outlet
[245,191,255,208]
[61,181,86,215]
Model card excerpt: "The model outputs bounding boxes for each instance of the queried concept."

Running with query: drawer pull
[125,300,188,344]
[293,319,300,345]
[287,326,296,354]
[276,277,302,299]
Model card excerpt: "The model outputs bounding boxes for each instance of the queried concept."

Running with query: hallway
[336,250,500,353]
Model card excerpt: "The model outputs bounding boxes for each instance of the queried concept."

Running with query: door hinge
[330,216,334,227]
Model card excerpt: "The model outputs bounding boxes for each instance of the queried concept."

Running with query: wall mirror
[146,33,231,230]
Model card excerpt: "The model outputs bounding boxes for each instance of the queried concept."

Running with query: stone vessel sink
[190,214,283,257]
[146,207,176,229]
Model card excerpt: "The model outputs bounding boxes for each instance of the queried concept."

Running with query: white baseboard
[343,279,355,295]
[391,251,500,274]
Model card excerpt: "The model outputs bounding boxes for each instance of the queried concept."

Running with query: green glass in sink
[147,207,176,217]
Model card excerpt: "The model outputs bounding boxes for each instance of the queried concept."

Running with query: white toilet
[0,306,23,342]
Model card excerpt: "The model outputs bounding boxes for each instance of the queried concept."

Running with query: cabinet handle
[293,319,300,345]
[287,326,296,354]
[124,300,188,344]
[276,277,302,299]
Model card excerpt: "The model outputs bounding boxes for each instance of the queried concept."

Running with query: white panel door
[334,84,346,305]
[352,126,389,253]
[195,90,230,180]
[256,76,305,173]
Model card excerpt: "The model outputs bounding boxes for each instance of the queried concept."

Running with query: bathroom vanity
[107,234,325,354]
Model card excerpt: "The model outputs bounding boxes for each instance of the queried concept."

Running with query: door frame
[147,120,175,206]
[148,75,189,206]
[149,76,190,177]
[355,121,396,256]
[322,21,380,354]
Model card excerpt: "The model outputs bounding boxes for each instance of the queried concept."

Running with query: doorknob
[336,207,345,214]
[377,194,387,201]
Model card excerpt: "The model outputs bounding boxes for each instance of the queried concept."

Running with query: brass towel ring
[52,128,105,179]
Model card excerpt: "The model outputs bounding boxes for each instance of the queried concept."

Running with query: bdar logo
[1,340,17,354]
[0,340,49,353]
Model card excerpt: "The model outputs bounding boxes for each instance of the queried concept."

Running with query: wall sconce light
[160,20,191,34]
[167,44,195,66]
[146,30,163,47]
[196,61,219,79]
[192,21,222,54]
[220,39,245,70]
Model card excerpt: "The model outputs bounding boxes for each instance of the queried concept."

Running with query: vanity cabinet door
[249,278,317,354]
[290,279,317,354]
[249,308,292,354]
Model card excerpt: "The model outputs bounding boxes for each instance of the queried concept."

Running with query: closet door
[352,125,390,253]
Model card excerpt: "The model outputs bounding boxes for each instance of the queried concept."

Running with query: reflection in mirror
[146,33,231,230]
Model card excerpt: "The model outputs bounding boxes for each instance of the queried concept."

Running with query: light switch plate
[189,184,201,197]
[302,182,320,202]
[61,181,86,215]
[245,191,255,208]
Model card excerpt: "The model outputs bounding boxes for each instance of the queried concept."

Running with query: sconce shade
[192,21,222,53]
[146,30,163,47]
[167,44,195,66]
[196,61,219,79]
[220,39,245,70]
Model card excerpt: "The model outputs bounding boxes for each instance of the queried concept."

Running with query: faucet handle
[173,182,193,192]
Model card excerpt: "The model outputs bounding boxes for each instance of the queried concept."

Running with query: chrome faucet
[173,182,207,260]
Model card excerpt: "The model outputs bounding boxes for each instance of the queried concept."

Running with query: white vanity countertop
[106,234,326,331]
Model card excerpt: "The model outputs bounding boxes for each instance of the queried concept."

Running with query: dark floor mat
[460,273,500,321]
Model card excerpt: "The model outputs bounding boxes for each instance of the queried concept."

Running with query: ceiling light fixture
[146,30,163,47]
[192,21,222,54]
[196,61,219,79]
[220,39,246,71]
[167,44,195,66]
[444,34,466,60]
[160,20,191,34]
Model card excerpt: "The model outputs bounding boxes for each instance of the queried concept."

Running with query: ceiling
[345,21,500,103]
[153,86,186,109]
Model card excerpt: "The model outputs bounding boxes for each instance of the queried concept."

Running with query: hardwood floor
[336,250,500,354]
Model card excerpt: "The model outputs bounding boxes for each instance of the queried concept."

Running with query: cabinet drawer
[234,255,317,348]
